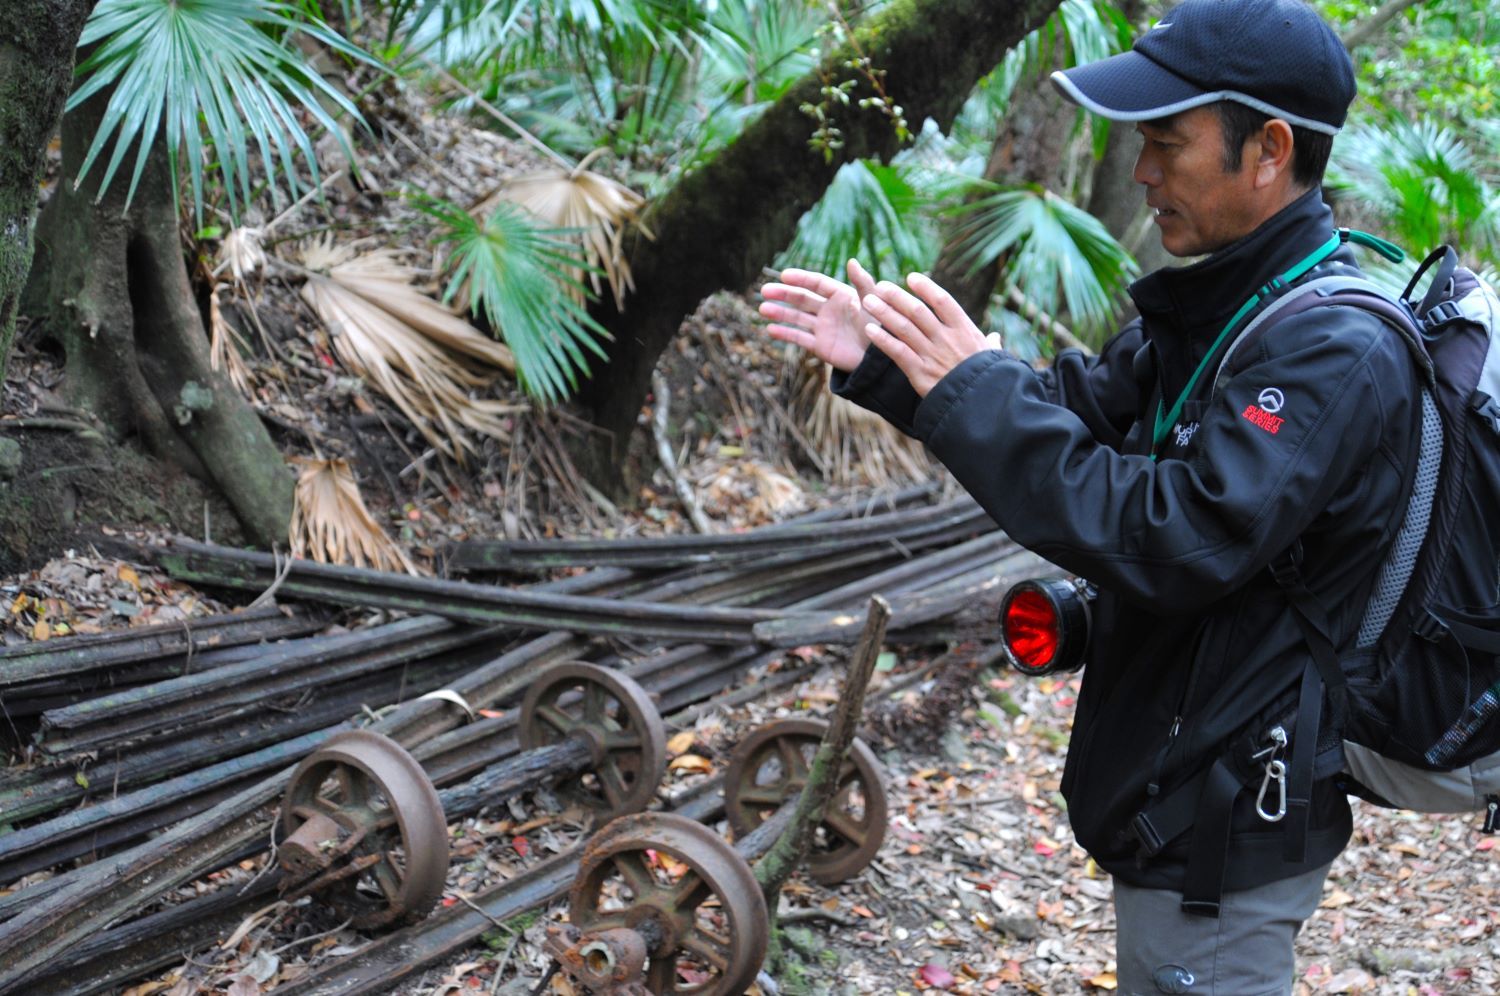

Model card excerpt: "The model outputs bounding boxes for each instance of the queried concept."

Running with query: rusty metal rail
[34,617,501,756]
[139,539,787,643]
[0,605,321,689]
[444,496,988,572]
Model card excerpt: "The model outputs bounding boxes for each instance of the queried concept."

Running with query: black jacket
[834,190,1419,891]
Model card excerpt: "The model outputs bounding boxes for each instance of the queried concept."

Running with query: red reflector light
[999,578,1092,676]
[1004,588,1061,672]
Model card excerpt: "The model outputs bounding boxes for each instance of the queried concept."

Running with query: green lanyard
[1149,228,1404,458]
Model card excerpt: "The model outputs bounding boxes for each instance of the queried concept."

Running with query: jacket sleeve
[832,321,1149,445]
[912,308,1414,611]
[829,347,924,437]
[1032,320,1149,450]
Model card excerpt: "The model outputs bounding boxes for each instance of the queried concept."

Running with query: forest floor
[4,78,1499,996]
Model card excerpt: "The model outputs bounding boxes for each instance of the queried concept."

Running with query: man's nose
[1133,148,1161,187]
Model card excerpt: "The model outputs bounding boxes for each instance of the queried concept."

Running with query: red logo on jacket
[1241,404,1284,434]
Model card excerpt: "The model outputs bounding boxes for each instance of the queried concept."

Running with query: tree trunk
[25,85,295,548]
[1083,0,1171,283]
[0,0,97,383]
[575,0,1065,489]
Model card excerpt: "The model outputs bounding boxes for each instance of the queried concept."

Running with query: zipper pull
[1484,795,1499,834]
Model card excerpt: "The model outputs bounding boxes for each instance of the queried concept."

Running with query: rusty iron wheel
[570,812,769,996]
[280,730,449,929]
[519,661,666,816]
[723,718,888,884]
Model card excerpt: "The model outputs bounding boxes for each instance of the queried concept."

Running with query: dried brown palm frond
[297,239,523,464]
[208,286,256,399]
[289,457,420,575]
[477,155,647,310]
[217,226,267,284]
[792,353,935,487]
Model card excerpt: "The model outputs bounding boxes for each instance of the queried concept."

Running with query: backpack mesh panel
[1357,388,1443,649]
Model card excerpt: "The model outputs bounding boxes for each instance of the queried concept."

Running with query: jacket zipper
[1145,625,1209,797]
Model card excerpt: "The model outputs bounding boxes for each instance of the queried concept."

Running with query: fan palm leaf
[422,197,611,404]
[947,182,1137,338]
[779,160,935,284]
[70,0,372,221]
[1330,117,1499,256]
[298,240,521,463]
[478,158,647,308]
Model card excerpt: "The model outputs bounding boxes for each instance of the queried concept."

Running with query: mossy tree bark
[25,86,294,548]
[575,0,1064,489]
[0,0,97,384]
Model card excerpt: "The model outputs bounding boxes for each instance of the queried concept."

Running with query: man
[760,1,1419,992]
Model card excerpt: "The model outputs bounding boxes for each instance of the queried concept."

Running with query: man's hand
[862,272,993,396]
[759,259,880,373]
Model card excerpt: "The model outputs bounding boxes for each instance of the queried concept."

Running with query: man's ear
[1253,119,1296,189]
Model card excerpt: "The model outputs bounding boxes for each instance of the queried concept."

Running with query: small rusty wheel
[723,718,888,884]
[570,812,768,996]
[519,662,666,816]
[279,730,449,929]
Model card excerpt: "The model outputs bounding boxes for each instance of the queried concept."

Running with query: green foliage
[420,195,611,404]
[1329,117,1498,259]
[71,0,371,221]
[423,0,736,171]
[951,0,1131,156]
[948,182,1138,336]
[778,160,936,283]
[1316,1,1500,272]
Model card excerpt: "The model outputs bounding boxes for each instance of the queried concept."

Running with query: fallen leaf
[668,754,713,773]
[918,964,955,989]
[1320,889,1355,908]
[226,975,261,996]
[511,836,529,857]
[666,731,697,755]
[1087,971,1118,990]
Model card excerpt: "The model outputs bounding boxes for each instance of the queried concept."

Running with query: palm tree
[1329,116,1499,269]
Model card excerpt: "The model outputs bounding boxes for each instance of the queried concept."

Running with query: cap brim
[1051,51,1216,122]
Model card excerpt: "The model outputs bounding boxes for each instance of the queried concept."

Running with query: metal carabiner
[1255,758,1288,823]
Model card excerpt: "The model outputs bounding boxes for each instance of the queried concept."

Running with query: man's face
[1133,107,1264,258]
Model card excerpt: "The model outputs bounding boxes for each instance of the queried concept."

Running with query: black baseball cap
[1051,0,1356,135]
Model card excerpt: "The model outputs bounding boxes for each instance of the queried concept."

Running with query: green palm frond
[422,196,611,404]
[699,0,820,105]
[948,182,1137,336]
[1330,117,1499,256]
[392,0,531,63]
[778,160,936,284]
[71,0,372,221]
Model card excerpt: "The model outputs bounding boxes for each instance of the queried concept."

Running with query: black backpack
[1218,246,1500,822]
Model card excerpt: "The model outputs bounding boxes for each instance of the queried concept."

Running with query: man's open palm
[759,260,880,373]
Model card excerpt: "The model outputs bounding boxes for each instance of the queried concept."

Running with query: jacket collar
[1129,187,1347,343]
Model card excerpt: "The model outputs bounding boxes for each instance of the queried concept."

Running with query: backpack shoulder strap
[1209,274,1436,397]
